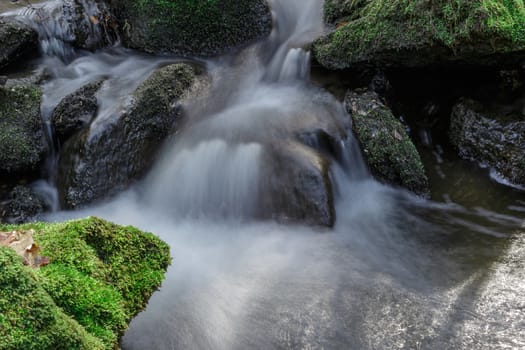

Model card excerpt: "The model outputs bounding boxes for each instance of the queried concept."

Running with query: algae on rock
[0,217,171,350]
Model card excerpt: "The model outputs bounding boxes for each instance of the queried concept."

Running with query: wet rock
[58,63,206,208]
[0,85,45,176]
[0,18,38,71]
[345,90,429,196]
[2,186,46,224]
[108,0,272,57]
[450,98,525,186]
[51,79,103,144]
[261,142,335,227]
[314,0,525,70]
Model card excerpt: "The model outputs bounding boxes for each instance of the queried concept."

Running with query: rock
[450,98,525,185]
[51,79,103,144]
[2,186,46,224]
[0,85,45,176]
[58,63,206,208]
[261,142,335,227]
[0,19,38,70]
[345,90,429,196]
[108,0,272,57]
[0,217,170,350]
[314,0,525,70]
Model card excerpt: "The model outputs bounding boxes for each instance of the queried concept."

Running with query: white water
[5,0,524,348]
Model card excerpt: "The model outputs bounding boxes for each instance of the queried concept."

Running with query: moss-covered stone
[58,63,204,208]
[450,97,525,185]
[345,90,429,195]
[314,0,525,69]
[0,85,45,176]
[0,19,38,71]
[108,0,272,56]
[51,80,104,144]
[0,217,171,350]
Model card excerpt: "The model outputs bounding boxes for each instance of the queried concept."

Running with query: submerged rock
[345,90,429,196]
[0,217,170,350]
[314,0,525,70]
[108,0,272,57]
[0,19,38,70]
[58,63,206,209]
[450,98,525,186]
[51,79,103,144]
[261,142,335,227]
[0,85,45,176]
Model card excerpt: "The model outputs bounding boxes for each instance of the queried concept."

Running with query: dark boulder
[107,0,272,57]
[58,63,206,209]
[0,84,45,176]
[0,19,38,71]
[51,79,103,144]
[450,98,525,186]
[345,90,429,196]
[2,185,46,224]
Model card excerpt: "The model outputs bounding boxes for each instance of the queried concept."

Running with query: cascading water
[3,0,165,210]
[4,0,524,349]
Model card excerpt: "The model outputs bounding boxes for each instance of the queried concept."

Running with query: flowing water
[3,0,525,349]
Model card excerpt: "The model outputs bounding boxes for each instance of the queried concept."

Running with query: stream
[3,0,525,349]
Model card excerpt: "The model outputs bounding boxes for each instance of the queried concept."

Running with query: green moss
[0,217,171,349]
[314,0,525,69]
[0,247,105,350]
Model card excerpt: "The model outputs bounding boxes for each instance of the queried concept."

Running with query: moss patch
[0,217,171,350]
[315,0,525,69]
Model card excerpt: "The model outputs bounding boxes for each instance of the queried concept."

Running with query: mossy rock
[0,217,171,350]
[0,19,38,71]
[450,97,525,185]
[51,80,104,144]
[345,90,429,195]
[0,85,45,176]
[314,0,525,69]
[108,0,272,56]
[58,63,205,208]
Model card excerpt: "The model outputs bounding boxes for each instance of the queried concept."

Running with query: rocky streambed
[0,0,524,349]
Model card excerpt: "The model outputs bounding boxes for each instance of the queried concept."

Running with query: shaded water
[4,0,525,349]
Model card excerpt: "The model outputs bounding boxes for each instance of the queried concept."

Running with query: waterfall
[3,1,157,211]
[11,0,117,61]
[6,0,522,349]
[141,0,362,221]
